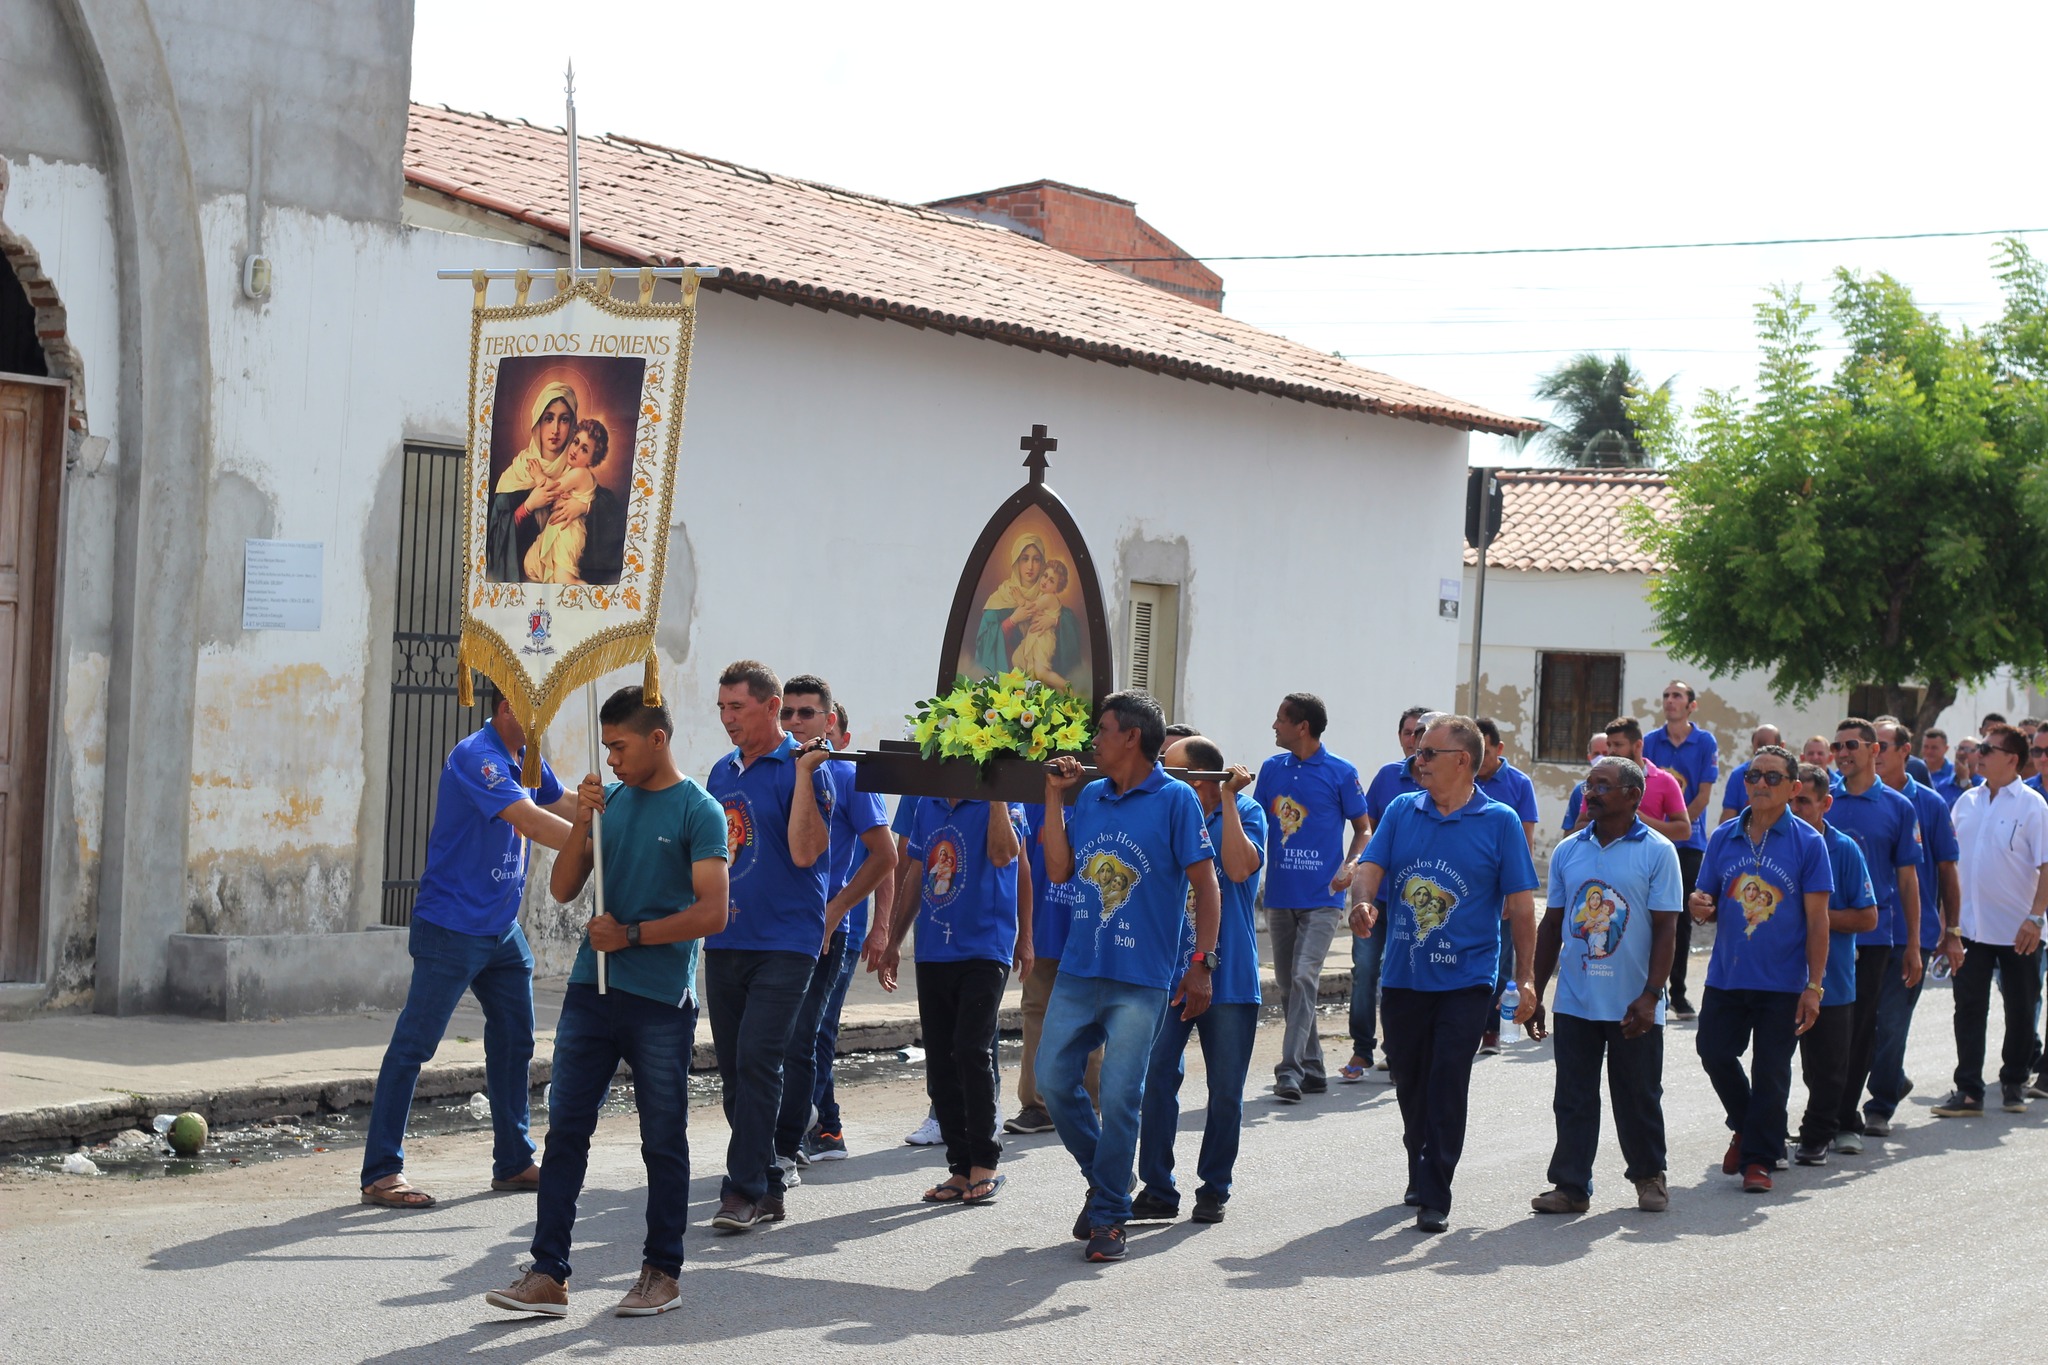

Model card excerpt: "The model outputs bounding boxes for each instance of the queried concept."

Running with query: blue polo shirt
[1817,824,1877,1003]
[1826,778,1921,947]
[1936,771,1979,808]
[1697,805,1834,993]
[703,734,831,957]
[906,799,1023,965]
[1907,755,1932,786]
[568,778,729,1007]
[1899,777,1958,950]
[1926,760,1954,789]
[1057,764,1215,991]
[1167,791,1268,1006]
[1365,757,1422,824]
[823,760,887,945]
[1477,759,1540,826]
[1642,724,1719,850]
[1020,803,1083,961]
[1546,818,1683,1023]
[1254,746,1367,909]
[413,725,564,937]
[1365,787,1539,993]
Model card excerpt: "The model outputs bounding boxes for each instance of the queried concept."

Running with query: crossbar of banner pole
[435,267,722,280]
[820,751,1234,784]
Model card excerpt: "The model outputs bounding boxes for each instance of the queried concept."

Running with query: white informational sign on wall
[242,539,324,631]
[1438,576,1461,620]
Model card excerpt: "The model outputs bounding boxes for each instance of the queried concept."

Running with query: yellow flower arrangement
[909,675,1093,772]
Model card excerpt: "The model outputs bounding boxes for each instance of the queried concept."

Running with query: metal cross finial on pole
[564,60,582,276]
[1020,424,1057,483]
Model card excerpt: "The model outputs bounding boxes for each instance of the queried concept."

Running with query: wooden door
[0,378,59,981]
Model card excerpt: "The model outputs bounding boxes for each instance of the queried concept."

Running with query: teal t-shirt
[568,777,730,1007]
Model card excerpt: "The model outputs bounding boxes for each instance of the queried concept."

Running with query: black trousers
[1835,944,1893,1134]
[1381,985,1493,1214]
[1696,985,1800,1167]
[1953,937,2043,1098]
[916,958,1010,1175]
[1670,848,1704,1001]
[1547,1012,1666,1194]
[1797,1002,1854,1147]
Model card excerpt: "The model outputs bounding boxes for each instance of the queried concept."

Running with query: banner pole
[586,679,608,993]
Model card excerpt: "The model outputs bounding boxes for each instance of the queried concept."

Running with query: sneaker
[485,1269,568,1317]
[1861,1112,1892,1137]
[775,1154,802,1188]
[804,1128,849,1161]
[614,1264,681,1317]
[1415,1207,1448,1233]
[1273,1081,1303,1104]
[904,1114,944,1146]
[1741,1163,1773,1193]
[711,1193,763,1231]
[1793,1141,1829,1166]
[758,1192,787,1223]
[1192,1190,1226,1223]
[1721,1136,1742,1175]
[1072,1188,1097,1241]
[1301,1076,1329,1094]
[1833,1129,1863,1154]
[1931,1090,1984,1118]
[1478,1032,1501,1056]
[1085,1224,1127,1262]
[1634,1174,1669,1212]
[1668,995,1696,1022]
[2026,1076,2048,1100]
[2001,1083,2028,1113]
[792,1145,812,1169]
[1129,1189,1179,1221]
[1339,1061,1367,1083]
[1530,1186,1589,1215]
[1004,1107,1056,1135]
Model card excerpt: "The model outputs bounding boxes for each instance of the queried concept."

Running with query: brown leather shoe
[710,1192,762,1231]
[490,1165,541,1192]
[485,1269,567,1317]
[1634,1174,1669,1212]
[615,1264,681,1316]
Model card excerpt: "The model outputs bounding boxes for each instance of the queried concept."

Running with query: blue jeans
[811,931,860,1132]
[530,984,695,1282]
[1695,985,1799,1167]
[775,933,845,1159]
[703,948,816,1203]
[1036,971,1168,1227]
[1138,1000,1258,1205]
[1864,955,1926,1119]
[1348,931,1384,1062]
[361,917,535,1187]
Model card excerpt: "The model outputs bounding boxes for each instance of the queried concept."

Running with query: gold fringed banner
[643,646,662,708]
[457,278,696,780]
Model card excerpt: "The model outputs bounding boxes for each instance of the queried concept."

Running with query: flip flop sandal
[962,1174,1006,1204]
[921,1182,969,1204]
[490,1171,541,1192]
[360,1181,436,1209]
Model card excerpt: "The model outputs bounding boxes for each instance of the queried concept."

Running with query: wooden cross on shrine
[1020,423,1057,483]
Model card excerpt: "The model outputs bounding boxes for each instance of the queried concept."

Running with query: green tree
[1628,240,2048,735]
[1531,352,1670,467]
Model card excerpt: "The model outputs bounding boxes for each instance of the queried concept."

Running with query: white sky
[411,0,2048,462]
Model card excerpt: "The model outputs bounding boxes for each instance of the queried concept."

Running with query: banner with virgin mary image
[456,274,697,780]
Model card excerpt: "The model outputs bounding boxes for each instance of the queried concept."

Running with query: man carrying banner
[360,683,577,1210]
[703,660,833,1231]
[486,686,730,1317]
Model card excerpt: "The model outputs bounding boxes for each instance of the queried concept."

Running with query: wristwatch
[625,921,642,948]
[1805,980,1824,996]
[2028,914,2047,929]
[1189,949,1219,972]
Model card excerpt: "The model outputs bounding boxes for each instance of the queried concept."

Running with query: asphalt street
[3,993,2038,1363]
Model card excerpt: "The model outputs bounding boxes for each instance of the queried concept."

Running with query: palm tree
[1529,352,1670,467]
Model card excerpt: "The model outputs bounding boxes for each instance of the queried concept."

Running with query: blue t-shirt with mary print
[703,735,831,957]
[906,799,1024,966]
[1698,805,1834,994]
[1020,803,1083,962]
[1366,788,1538,994]
[1057,765,1215,992]
[1546,818,1682,1023]
[1254,746,1367,909]
[1167,791,1268,1007]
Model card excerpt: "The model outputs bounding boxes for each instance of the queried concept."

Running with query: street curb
[1,969,1355,1154]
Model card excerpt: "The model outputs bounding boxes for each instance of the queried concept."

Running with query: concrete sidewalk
[1,926,1368,1153]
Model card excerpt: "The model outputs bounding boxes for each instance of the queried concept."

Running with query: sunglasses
[2031,746,2048,758]
[1413,746,1468,763]
[1981,743,2021,760]
[1829,739,1869,752]
[1743,769,1791,787]
[780,706,825,721]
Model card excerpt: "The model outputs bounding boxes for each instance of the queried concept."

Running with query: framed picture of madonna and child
[483,354,645,587]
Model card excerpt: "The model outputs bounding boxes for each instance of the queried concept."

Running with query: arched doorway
[0,260,64,982]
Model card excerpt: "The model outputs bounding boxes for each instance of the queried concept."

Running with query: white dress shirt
[1951,779,2048,943]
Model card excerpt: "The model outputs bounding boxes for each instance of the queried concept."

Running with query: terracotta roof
[403,105,1534,436]
[1465,469,1673,573]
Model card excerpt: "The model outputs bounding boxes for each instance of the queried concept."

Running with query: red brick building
[929,180,1224,311]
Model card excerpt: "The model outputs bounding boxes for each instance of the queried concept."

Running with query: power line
[1090,226,2047,265]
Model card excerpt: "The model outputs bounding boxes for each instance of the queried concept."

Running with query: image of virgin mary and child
[975,531,1083,689]
[485,380,627,585]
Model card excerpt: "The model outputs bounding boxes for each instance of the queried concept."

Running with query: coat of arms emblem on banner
[456,274,697,780]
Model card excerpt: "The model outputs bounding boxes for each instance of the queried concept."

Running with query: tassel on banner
[643,646,663,707]
[519,732,544,787]
[471,268,489,310]
[638,268,655,305]
[513,268,533,307]
[456,639,475,708]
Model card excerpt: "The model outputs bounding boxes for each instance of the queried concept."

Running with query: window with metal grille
[1536,652,1623,764]
[1846,684,1921,722]
[1125,581,1180,721]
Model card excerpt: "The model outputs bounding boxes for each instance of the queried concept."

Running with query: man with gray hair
[1527,756,1682,1214]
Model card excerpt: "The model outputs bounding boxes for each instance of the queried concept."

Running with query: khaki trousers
[1017,956,1101,1110]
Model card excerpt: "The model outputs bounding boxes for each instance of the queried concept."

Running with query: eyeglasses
[780,706,825,721]
[2031,745,2048,758]
[1981,743,2020,761]
[1743,769,1790,787]
[1413,746,1468,764]
[1829,739,1868,752]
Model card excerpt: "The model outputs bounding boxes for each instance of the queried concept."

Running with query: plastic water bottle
[467,1092,490,1120]
[1499,981,1521,1041]
[1929,953,1952,982]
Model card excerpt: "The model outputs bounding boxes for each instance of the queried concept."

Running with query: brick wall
[931,180,1224,311]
